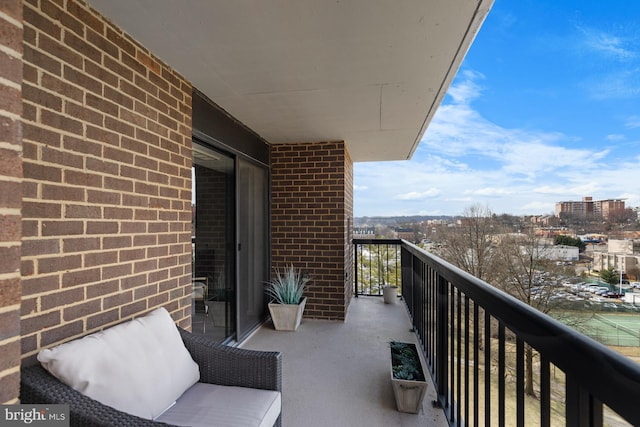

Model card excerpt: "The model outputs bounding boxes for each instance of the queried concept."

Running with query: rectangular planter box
[390,342,428,413]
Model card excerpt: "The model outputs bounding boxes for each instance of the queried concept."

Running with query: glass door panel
[192,142,235,342]
[236,157,269,341]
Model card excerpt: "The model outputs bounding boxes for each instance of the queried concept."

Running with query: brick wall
[271,141,353,320]
[21,0,192,363]
[0,0,23,404]
[343,149,354,309]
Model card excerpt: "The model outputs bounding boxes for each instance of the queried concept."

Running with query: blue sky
[354,0,640,217]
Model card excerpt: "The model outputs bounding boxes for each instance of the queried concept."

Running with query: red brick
[104,291,133,310]
[85,250,117,267]
[21,311,60,335]
[41,220,84,236]
[87,308,120,330]
[87,189,120,205]
[62,237,100,252]
[64,169,102,187]
[41,288,84,310]
[86,157,119,175]
[21,239,59,257]
[62,267,100,287]
[65,204,101,218]
[87,279,119,298]
[103,235,131,249]
[102,264,132,280]
[103,206,133,220]
[0,214,21,241]
[40,321,84,347]
[86,221,118,234]
[38,254,82,274]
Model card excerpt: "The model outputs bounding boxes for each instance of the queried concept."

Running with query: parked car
[603,292,623,298]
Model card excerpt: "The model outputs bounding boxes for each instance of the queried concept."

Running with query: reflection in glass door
[192,143,235,342]
[236,157,269,341]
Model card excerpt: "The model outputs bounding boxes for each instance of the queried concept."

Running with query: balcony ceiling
[88,0,493,162]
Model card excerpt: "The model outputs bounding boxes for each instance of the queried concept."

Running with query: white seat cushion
[37,307,200,420]
[155,382,281,427]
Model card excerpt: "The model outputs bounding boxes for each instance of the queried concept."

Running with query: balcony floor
[241,296,448,427]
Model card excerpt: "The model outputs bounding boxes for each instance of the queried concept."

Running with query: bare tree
[436,204,502,283]
[492,227,560,397]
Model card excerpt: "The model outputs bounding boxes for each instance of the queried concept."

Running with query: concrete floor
[241,296,449,427]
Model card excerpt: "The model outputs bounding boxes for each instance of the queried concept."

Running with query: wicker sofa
[21,325,282,427]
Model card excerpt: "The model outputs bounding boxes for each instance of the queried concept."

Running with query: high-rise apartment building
[555,196,625,219]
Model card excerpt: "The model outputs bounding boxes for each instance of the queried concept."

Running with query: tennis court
[582,313,640,347]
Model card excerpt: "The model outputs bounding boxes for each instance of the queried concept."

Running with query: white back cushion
[38,307,200,420]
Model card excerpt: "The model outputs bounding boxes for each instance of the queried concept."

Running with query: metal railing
[353,238,401,296]
[353,238,640,426]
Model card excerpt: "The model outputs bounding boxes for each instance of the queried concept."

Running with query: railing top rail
[397,239,640,425]
[352,238,402,245]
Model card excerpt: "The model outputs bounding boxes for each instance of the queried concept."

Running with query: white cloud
[625,116,640,129]
[395,188,441,200]
[465,187,512,196]
[354,71,640,217]
[577,26,637,61]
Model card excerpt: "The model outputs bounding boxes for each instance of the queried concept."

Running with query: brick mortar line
[0,175,21,184]
[0,208,20,216]
[0,141,22,151]
[0,45,23,61]
[0,304,21,316]
[0,272,20,283]
[0,108,21,121]
[0,10,22,28]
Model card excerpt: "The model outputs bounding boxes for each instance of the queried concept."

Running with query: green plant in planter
[265,265,310,305]
[390,342,425,381]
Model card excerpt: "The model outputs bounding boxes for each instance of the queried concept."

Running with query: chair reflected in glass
[192,276,209,333]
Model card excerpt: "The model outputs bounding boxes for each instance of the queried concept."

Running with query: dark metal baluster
[484,310,491,427]
[450,284,456,422]
[464,295,470,426]
[498,322,505,427]
[540,356,550,427]
[473,302,479,427]
[436,274,449,409]
[456,290,462,424]
[516,337,524,427]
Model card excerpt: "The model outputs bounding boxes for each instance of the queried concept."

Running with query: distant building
[591,239,640,279]
[353,227,375,239]
[555,196,625,220]
[394,227,414,241]
[537,245,579,262]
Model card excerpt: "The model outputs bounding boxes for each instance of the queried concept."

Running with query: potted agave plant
[265,265,310,331]
[389,341,428,413]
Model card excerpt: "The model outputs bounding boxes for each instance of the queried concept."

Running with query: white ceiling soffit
[88,0,493,162]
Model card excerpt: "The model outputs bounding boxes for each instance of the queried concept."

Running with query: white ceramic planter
[268,297,307,331]
[383,286,398,304]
